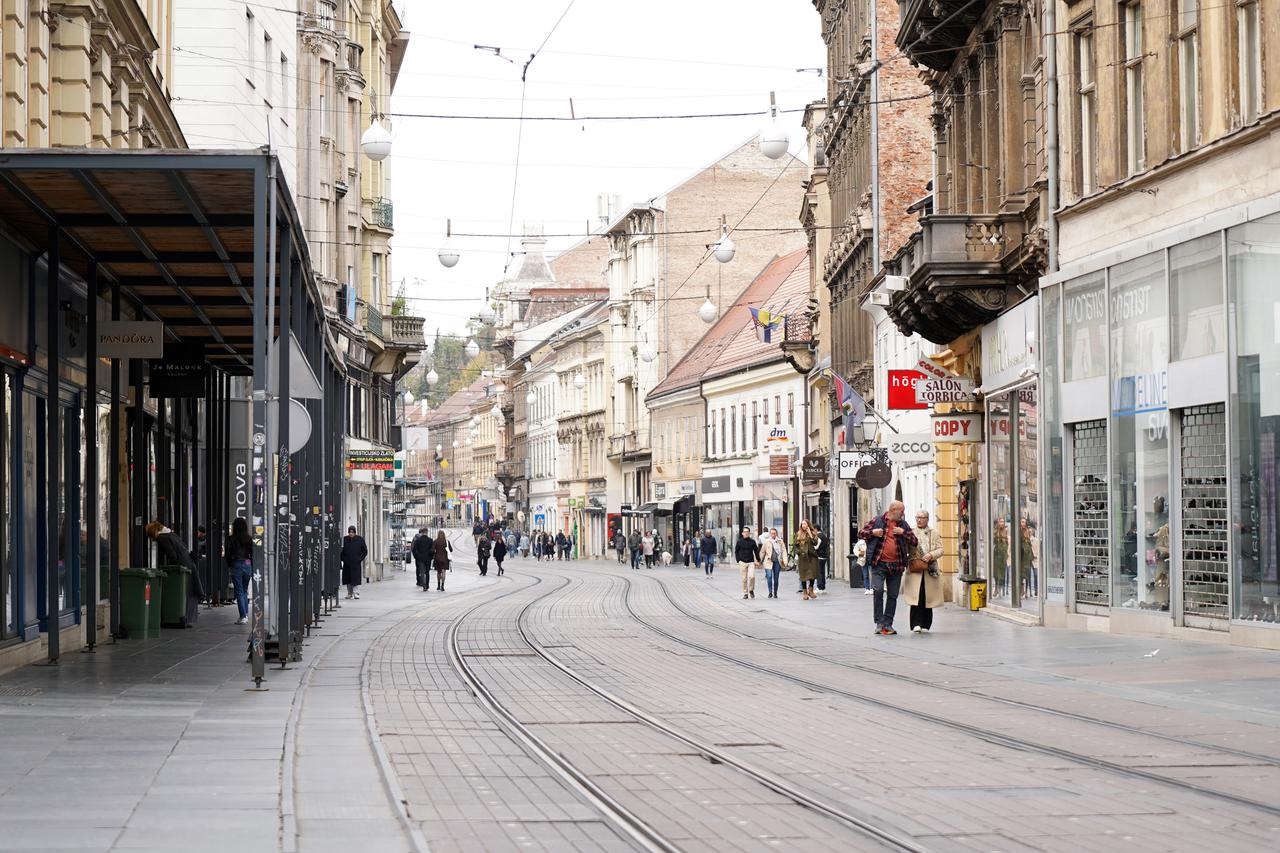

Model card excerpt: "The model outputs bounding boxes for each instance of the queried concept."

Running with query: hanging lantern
[426,367,439,387]
[465,338,480,359]
[402,390,415,404]
[490,402,502,418]
[360,120,392,162]
[639,344,657,363]
[573,372,586,389]
[526,389,536,404]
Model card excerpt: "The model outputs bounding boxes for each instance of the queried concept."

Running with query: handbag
[907,544,929,574]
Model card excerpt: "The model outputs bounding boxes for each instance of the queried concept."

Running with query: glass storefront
[1045,205,1280,630]
[1109,252,1169,612]
[1,373,12,639]
[987,394,1012,604]
[984,384,1039,612]
[1228,212,1280,625]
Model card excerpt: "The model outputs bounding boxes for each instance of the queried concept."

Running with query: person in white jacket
[905,511,946,632]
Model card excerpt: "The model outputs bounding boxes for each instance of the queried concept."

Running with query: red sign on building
[887,369,928,410]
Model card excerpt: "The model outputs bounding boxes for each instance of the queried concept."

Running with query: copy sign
[931,412,983,443]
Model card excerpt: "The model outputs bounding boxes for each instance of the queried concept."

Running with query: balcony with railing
[339,41,365,87]
[388,314,425,349]
[360,301,385,340]
[371,197,393,230]
[887,212,1037,344]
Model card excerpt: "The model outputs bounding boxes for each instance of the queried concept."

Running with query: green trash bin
[119,568,159,639]
[157,565,192,628]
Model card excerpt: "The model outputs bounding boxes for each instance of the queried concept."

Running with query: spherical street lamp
[360,120,392,162]
[403,390,415,404]
[438,218,460,268]
[465,338,480,359]
[490,402,502,418]
[573,372,586,389]
[759,123,789,160]
[640,345,657,363]
[452,440,459,448]
[436,444,443,455]
[526,389,536,404]
[426,367,439,387]
[698,297,718,324]
[713,223,735,264]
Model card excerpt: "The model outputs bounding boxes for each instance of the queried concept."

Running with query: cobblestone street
[3,534,1280,852]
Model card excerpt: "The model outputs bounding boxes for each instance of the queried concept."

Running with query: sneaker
[873,625,882,634]
[354,591,360,599]
[749,591,755,599]
[911,626,922,634]
[236,617,247,625]
[881,627,897,636]
[743,593,749,599]
[863,588,874,595]
[919,628,930,634]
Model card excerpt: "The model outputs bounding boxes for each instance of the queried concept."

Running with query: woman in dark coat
[432,530,453,591]
[145,521,205,626]
[493,536,507,576]
[340,526,368,599]
[476,535,491,576]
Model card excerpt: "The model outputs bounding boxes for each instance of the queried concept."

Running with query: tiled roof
[647,249,808,400]
[419,377,487,427]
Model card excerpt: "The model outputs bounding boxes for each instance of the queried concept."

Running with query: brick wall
[657,140,807,377]
[874,0,932,263]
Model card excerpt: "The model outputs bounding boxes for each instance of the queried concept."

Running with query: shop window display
[1169,234,1224,361]
[1228,214,1280,624]
[1109,252,1170,612]
[987,394,1012,604]
[1064,271,1107,382]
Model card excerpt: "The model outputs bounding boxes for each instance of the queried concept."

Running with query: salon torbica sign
[980,297,1038,390]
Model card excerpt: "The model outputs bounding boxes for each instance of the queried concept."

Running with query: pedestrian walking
[613,528,627,563]
[692,529,704,570]
[859,501,917,635]
[770,527,789,598]
[340,525,368,600]
[814,523,829,593]
[432,530,453,591]
[520,531,531,559]
[700,529,717,577]
[477,535,491,576]
[758,529,777,598]
[555,531,567,561]
[682,533,693,567]
[734,526,760,599]
[493,535,507,576]
[471,521,484,548]
[412,527,433,590]
[641,531,655,568]
[907,510,945,633]
[144,521,206,627]
[628,528,643,570]
[653,531,664,564]
[225,517,253,625]
[854,538,871,594]
[795,520,820,600]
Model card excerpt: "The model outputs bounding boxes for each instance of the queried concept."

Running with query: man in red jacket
[859,501,918,636]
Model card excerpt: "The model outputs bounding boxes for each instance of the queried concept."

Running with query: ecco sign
[932,412,983,443]
[887,434,934,463]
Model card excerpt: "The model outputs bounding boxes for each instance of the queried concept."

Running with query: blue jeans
[870,565,902,628]
[631,547,642,569]
[765,562,780,596]
[862,563,871,589]
[703,554,715,575]
[231,559,252,619]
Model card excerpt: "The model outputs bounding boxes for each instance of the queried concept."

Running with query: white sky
[389,0,826,335]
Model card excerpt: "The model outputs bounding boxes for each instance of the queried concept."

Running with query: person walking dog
[859,501,917,635]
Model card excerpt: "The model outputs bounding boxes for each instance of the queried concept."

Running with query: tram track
[446,569,928,853]
[612,570,1280,819]
[639,572,1280,767]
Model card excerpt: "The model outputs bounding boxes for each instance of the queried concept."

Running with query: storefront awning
[624,502,657,516]
[0,149,340,375]
[653,495,693,515]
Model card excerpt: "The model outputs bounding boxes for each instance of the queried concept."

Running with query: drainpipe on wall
[869,0,881,269]
[1044,0,1060,274]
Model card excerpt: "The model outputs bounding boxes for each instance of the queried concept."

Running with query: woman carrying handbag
[905,510,945,632]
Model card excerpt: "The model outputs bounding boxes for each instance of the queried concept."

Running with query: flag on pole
[748,307,784,343]
[828,370,866,425]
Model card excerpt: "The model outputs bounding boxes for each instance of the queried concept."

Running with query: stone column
[3,0,30,146]
[27,0,50,146]
[49,4,91,145]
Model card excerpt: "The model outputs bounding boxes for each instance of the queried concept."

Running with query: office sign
[837,451,878,479]
[932,412,984,443]
[99,321,164,358]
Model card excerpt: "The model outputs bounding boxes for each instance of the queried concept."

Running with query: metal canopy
[0,148,339,374]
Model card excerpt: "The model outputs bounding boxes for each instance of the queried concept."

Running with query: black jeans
[415,558,429,588]
[817,559,828,590]
[870,565,902,628]
[910,580,933,630]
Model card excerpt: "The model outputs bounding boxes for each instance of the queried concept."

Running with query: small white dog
[660,550,673,566]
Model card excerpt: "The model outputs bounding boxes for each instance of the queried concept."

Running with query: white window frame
[1176,0,1199,152]
[1236,0,1262,125]
[1122,2,1145,174]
